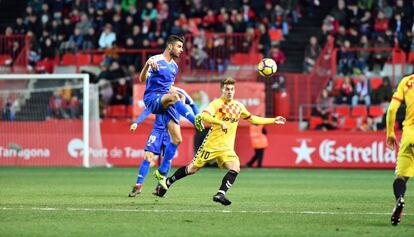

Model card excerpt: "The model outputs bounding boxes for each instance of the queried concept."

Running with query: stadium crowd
[307,0,414,131]
[306,0,414,74]
[1,0,306,119]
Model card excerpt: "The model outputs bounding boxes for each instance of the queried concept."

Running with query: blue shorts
[144,93,180,124]
[144,130,170,156]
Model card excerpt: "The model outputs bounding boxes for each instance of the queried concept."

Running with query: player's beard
[170,50,180,58]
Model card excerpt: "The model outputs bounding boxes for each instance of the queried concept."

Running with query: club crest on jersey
[405,77,414,89]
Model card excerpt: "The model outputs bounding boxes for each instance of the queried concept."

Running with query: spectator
[141,1,158,22]
[372,76,393,105]
[82,27,98,50]
[337,40,356,75]
[99,23,116,49]
[69,96,80,119]
[336,76,354,104]
[352,76,371,106]
[269,43,286,66]
[303,36,321,72]
[258,24,271,58]
[315,89,334,118]
[354,35,370,73]
[191,45,208,69]
[246,124,268,168]
[46,90,68,119]
[60,28,83,53]
[112,78,130,105]
[2,101,14,121]
[315,116,338,131]
[122,0,137,12]
[360,116,377,132]
[330,0,347,26]
[374,10,389,34]
[76,13,93,36]
[14,17,26,34]
[368,35,390,72]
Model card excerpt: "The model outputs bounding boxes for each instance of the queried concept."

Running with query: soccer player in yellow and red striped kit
[386,74,414,225]
[153,77,286,205]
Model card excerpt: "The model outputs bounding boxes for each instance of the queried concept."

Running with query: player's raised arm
[130,108,152,132]
[139,62,150,82]
[246,115,286,125]
[139,58,159,82]
[240,103,286,125]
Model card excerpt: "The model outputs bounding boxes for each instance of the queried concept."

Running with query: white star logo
[292,140,315,165]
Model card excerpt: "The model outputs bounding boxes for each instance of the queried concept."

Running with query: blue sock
[189,103,199,115]
[175,101,195,124]
[159,143,178,175]
[136,159,151,184]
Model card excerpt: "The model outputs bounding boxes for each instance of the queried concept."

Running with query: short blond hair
[220,77,235,89]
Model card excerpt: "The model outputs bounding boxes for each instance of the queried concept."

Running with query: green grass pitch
[0,167,413,237]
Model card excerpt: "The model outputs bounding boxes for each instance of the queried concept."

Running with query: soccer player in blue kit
[128,87,199,197]
[140,35,203,189]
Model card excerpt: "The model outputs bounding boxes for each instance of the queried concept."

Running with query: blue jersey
[143,54,179,99]
[143,54,180,119]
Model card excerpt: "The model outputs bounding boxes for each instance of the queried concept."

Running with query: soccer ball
[257,58,277,77]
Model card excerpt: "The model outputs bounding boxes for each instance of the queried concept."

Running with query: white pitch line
[0,207,410,216]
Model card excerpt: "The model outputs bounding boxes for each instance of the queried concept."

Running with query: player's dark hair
[221,77,235,89]
[166,35,184,46]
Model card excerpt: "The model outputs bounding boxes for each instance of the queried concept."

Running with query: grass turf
[0,167,413,237]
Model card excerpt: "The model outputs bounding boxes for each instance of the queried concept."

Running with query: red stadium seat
[61,54,76,65]
[92,54,104,65]
[408,52,414,64]
[309,116,323,129]
[342,117,358,130]
[391,49,406,64]
[77,54,91,65]
[335,105,351,117]
[230,53,246,65]
[0,54,11,65]
[333,77,344,95]
[248,53,263,64]
[126,105,133,117]
[370,77,383,90]
[369,105,384,118]
[106,105,127,118]
[269,29,283,42]
[351,105,367,117]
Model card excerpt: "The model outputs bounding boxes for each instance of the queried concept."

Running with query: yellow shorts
[395,136,414,177]
[192,148,239,168]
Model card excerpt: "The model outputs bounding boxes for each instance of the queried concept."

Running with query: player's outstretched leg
[153,166,193,197]
[213,169,239,206]
[175,101,204,131]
